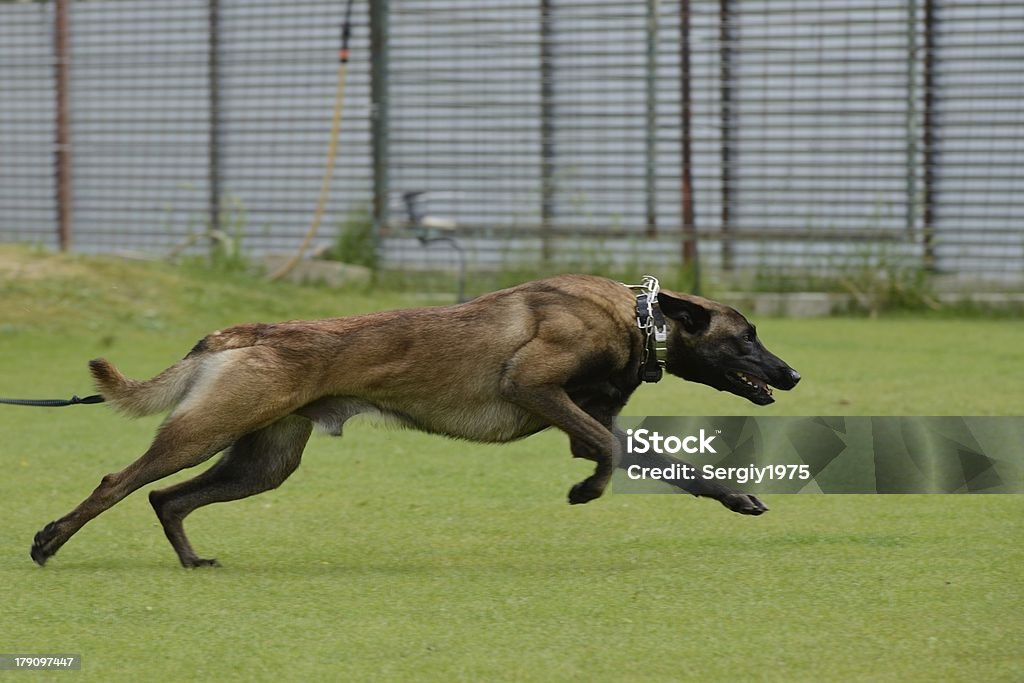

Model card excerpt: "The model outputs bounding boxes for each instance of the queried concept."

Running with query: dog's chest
[299,396,548,444]
[397,398,551,443]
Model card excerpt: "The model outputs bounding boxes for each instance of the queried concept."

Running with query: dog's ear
[657,293,711,334]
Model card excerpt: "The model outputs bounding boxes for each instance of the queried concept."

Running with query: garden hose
[270,0,354,281]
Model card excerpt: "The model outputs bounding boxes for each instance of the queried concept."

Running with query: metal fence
[1,0,1022,284]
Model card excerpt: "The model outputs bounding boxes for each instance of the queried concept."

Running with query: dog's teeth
[736,371,772,394]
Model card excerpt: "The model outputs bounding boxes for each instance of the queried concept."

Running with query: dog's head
[657,292,800,405]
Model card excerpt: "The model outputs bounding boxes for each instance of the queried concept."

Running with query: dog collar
[623,276,668,383]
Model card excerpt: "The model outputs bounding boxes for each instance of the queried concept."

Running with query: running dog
[31,275,800,567]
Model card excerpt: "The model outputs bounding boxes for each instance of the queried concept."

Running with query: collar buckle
[625,275,669,383]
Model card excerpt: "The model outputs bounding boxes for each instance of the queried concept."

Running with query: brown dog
[31,275,799,567]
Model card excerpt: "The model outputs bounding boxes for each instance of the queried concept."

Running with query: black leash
[0,394,105,407]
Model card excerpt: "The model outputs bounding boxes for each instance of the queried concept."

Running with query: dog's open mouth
[733,370,773,402]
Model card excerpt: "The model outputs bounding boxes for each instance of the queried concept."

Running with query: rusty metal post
[644,0,658,238]
[54,0,72,251]
[679,0,700,292]
[718,0,733,271]
[370,0,390,252]
[207,0,222,240]
[539,0,555,264]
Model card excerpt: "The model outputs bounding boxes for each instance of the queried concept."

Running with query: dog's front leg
[565,425,621,505]
[502,383,620,504]
[613,428,768,515]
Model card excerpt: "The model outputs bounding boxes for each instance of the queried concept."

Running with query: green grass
[1,247,1022,681]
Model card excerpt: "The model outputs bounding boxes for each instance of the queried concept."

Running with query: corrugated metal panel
[68,0,209,251]
[218,0,372,253]
[0,4,58,245]
[0,0,374,255]
[716,1,922,274]
[932,1,1024,276]
[386,1,543,240]
[0,0,1021,282]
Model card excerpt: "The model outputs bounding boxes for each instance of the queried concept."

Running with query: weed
[325,205,377,270]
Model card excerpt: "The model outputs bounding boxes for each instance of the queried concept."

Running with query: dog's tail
[88,356,202,418]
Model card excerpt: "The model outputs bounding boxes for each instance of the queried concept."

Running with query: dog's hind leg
[149,415,313,567]
[31,415,242,566]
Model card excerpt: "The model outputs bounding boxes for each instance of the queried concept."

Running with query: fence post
[539,0,555,265]
[207,0,222,243]
[644,0,658,238]
[370,0,389,256]
[54,0,72,251]
[905,0,919,245]
[922,0,936,271]
[718,0,733,271]
[678,0,700,292]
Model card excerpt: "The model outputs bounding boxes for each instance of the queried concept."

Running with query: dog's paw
[568,481,603,505]
[181,557,221,569]
[30,520,63,566]
[719,493,769,516]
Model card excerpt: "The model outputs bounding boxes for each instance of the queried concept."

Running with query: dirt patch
[0,247,92,281]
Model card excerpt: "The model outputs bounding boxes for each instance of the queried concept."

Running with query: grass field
[1,247,1022,681]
